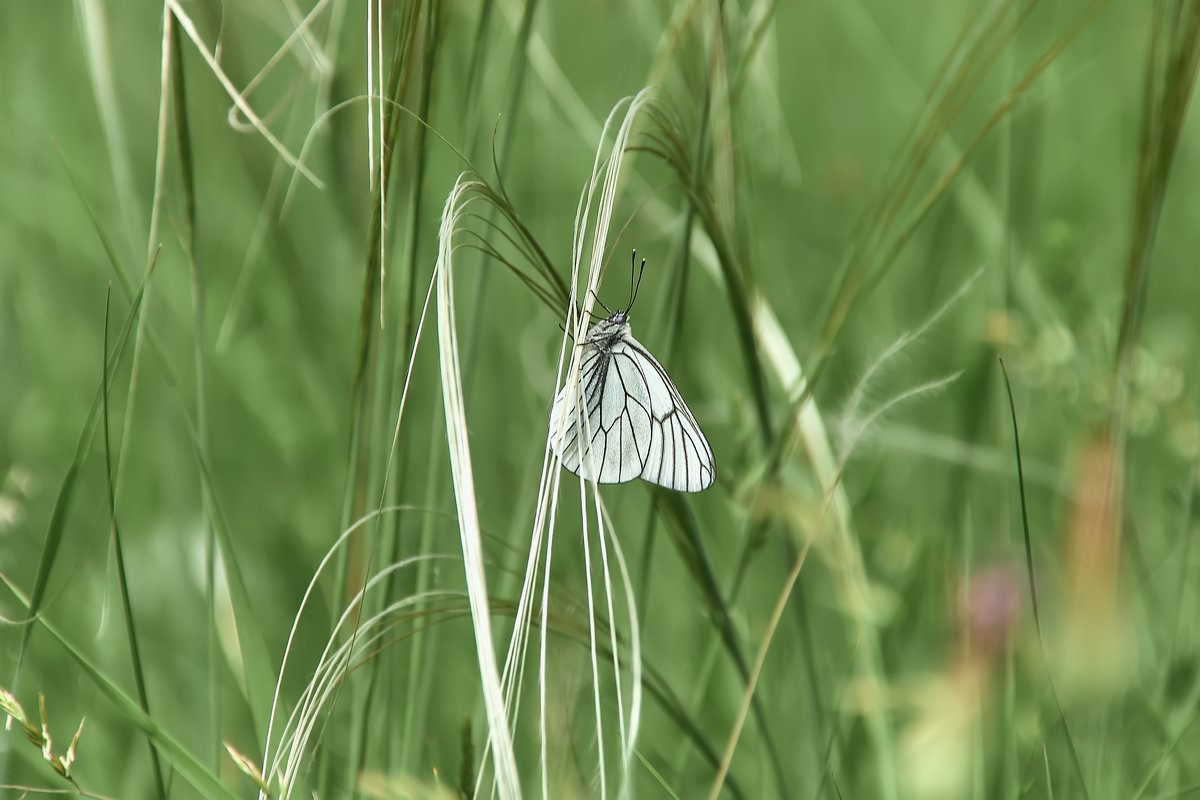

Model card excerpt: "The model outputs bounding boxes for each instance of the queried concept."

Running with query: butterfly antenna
[590,288,614,317]
[627,249,646,313]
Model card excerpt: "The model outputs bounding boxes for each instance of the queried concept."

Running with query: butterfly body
[584,310,630,349]
[549,309,715,492]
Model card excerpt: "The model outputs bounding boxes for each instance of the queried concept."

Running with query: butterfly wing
[549,344,651,483]
[549,332,715,492]
[618,336,715,492]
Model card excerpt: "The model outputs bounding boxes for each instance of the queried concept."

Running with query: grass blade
[100,286,167,798]
[1,577,241,800]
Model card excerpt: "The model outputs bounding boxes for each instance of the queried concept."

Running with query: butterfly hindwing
[620,336,715,492]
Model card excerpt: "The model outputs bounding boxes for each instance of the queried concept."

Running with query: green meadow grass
[3,1,1200,798]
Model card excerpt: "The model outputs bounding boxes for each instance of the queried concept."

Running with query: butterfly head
[586,310,631,347]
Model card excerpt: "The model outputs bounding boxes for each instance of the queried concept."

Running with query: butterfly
[549,252,715,492]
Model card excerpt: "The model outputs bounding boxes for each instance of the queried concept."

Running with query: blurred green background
[2,0,1199,798]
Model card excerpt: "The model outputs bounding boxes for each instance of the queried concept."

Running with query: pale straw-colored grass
[433,90,656,799]
[260,508,456,799]
[436,175,524,799]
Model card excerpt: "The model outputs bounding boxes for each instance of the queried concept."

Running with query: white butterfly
[549,255,715,492]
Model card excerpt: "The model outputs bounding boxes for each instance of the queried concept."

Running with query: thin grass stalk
[374,0,387,327]
[74,0,141,260]
[363,0,448,780]
[822,2,1112,376]
[700,208,772,445]
[116,0,174,506]
[591,500,627,770]
[168,8,224,771]
[1108,13,1200,796]
[100,288,167,800]
[323,5,423,790]
[215,158,294,352]
[823,1,1056,343]
[867,1,1033,257]
[396,0,444,400]
[0,276,145,780]
[341,0,422,605]
[396,428,449,773]
[826,0,981,263]
[534,486,560,800]
[654,486,799,784]
[461,0,541,386]
[462,0,496,143]
[726,0,782,97]
[998,363,1091,798]
[1165,459,1198,678]
[1114,3,1200,405]
[705,520,816,800]
[377,269,444,771]
[164,0,322,186]
[579,481,609,798]
[229,0,330,113]
[597,504,643,798]
[367,0,378,195]
[998,359,1042,639]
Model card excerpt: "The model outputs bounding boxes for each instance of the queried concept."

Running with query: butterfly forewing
[549,314,715,492]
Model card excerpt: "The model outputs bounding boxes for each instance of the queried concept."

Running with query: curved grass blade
[101,286,167,798]
[998,357,1090,799]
